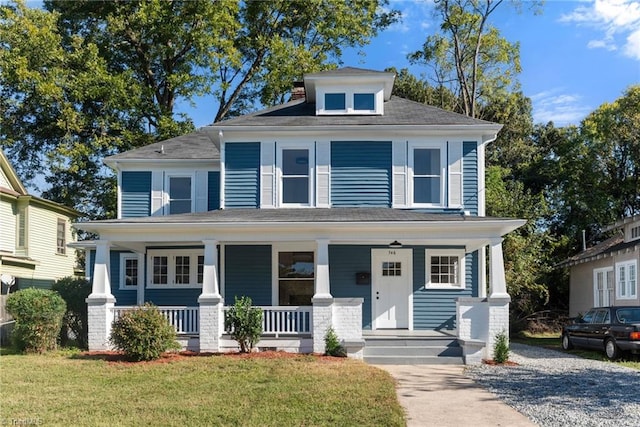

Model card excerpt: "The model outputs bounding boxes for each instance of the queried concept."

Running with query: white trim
[260,141,276,208]
[392,140,408,207]
[477,142,486,216]
[276,142,315,208]
[147,248,204,289]
[615,260,637,300]
[424,248,466,290]
[119,253,140,291]
[447,141,463,208]
[315,85,384,116]
[408,141,447,208]
[371,248,413,330]
[593,267,614,307]
[271,243,316,306]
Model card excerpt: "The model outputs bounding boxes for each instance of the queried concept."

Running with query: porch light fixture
[389,240,402,248]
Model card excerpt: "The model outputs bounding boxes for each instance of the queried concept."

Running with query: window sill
[147,284,203,289]
[424,285,465,291]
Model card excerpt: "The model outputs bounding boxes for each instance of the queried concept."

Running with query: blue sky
[181,0,640,128]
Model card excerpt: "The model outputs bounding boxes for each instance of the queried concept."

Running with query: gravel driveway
[465,343,640,427]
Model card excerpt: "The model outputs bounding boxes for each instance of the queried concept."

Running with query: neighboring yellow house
[0,150,80,293]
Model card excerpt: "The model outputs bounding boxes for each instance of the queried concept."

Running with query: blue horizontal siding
[463,141,478,215]
[208,171,221,211]
[144,289,200,306]
[412,248,477,330]
[329,245,378,330]
[331,141,392,207]
[121,171,151,218]
[224,245,271,305]
[225,143,260,208]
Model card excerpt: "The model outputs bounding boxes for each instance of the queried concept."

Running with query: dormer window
[325,93,346,111]
[317,88,382,115]
[354,93,375,110]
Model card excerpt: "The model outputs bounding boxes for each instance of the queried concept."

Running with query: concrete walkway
[377,365,537,427]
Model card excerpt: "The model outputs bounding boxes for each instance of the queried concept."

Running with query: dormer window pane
[282,149,309,204]
[354,93,375,110]
[325,93,345,110]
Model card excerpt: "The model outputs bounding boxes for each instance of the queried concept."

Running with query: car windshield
[615,308,640,324]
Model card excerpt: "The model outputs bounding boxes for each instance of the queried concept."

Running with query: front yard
[0,350,405,426]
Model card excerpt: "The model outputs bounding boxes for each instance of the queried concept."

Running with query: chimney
[290,81,305,101]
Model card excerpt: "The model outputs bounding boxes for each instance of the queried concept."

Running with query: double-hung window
[278,145,313,206]
[16,206,27,251]
[616,260,637,299]
[120,254,140,289]
[425,249,465,289]
[410,143,445,207]
[593,267,614,307]
[167,175,193,214]
[278,251,315,306]
[56,219,66,255]
[148,249,204,288]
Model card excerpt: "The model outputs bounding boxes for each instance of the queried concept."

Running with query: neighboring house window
[324,93,346,110]
[167,175,193,214]
[593,267,614,307]
[278,251,314,305]
[425,249,465,289]
[56,219,66,255]
[120,254,139,289]
[16,207,27,250]
[631,226,640,240]
[354,93,375,110]
[616,260,637,300]
[410,144,445,206]
[148,249,204,288]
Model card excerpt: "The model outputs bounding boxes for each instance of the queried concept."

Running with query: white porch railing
[223,306,312,338]
[113,306,199,335]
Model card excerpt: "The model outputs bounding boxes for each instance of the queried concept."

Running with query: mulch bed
[482,359,519,366]
[77,350,343,365]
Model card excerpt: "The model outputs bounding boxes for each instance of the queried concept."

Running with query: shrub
[52,276,91,349]
[493,330,510,364]
[6,288,67,353]
[224,296,262,353]
[324,327,346,357]
[110,303,180,361]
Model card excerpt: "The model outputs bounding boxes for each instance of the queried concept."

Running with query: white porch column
[199,239,223,352]
[312,239,333,353]
[86,240,115,351]
[136,252,145,305]
[489,238,509,299]
[478,246,487,298]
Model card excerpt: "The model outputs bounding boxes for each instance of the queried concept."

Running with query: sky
[181,0,640,129]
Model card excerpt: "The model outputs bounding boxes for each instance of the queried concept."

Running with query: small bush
[493,330,510,364]
[110,303,180,361]
[6,288,67,353]
[52,276,91,349]
[224,296,262,353]
[324,327,346,357]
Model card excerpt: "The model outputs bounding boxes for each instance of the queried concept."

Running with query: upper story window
[409,143,445,207]
[16,206,27,250]
[56,219,66,255]
[324,93,346,111]
[167,175,193,214]
[631,225,640,241]
[354,93,375,110]
[282,149,310,205]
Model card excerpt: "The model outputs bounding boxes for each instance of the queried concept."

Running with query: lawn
[0,349,405,427]
[512,332,640,370]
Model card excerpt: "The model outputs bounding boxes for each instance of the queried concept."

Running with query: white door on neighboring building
[594,267,614,307]
[372,249,412,329]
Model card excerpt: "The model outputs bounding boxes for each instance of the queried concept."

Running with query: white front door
[372,249,412,329]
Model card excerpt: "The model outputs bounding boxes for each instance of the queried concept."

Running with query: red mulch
[482,359,519,366]
[77,350,343,365]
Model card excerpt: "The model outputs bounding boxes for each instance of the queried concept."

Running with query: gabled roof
[105,130,219,164]
[303,67,396,102]
[0,149,27,195]
[557,233,640,268]
[212,96,498,128]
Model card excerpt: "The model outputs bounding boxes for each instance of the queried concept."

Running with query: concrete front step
[363,335,464,365]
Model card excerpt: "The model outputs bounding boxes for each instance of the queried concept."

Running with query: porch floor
[363,329,457,338]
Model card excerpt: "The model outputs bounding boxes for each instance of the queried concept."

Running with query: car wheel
[561,334,574,350]
[605,338,619,360]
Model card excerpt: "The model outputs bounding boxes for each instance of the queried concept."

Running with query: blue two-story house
[76,67,524,363]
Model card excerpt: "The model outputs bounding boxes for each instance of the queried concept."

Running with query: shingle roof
[105,130,219,162]
[557,234,640,268]
[80,208,514,225]
[305,66,391,77]
[213,96,497,128]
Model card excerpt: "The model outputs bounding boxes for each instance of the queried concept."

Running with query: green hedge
[52,276,91,349]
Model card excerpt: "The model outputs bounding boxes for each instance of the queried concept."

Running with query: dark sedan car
[561,306,640,360]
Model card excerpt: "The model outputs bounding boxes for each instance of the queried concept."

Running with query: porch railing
[223,306,312,338]
[113,306,199,335]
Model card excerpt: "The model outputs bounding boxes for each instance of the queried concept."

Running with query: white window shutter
[151,171,164,216]
[448,141,463,208]
[316,141,330,207]
[392,141,407,207]
[195,170,207,212]
[261,141,275,208]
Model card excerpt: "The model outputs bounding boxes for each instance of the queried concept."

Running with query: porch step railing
[113,306,199,335]
[223,306,312,338]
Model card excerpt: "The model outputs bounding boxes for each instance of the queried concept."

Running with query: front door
[372,249,412,329]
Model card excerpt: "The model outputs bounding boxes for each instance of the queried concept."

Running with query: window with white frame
[277,145,313,206]
[56,219,66,255]
[616,260,637,300]
[148,249,204,288]
[631,226,640,241]
[167,175,193,214]
[324,93,346,111]
[410,144,445,206]
[278,251,315,306]
[120,254,140,289]
[593,267,614,307]
[425,249,465,289]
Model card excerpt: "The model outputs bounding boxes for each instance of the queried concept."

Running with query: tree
[386,67,457,110]
[408,0,539,118]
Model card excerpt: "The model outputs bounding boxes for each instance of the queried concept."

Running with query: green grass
[0,351,405,426]
[512,332,640,370]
